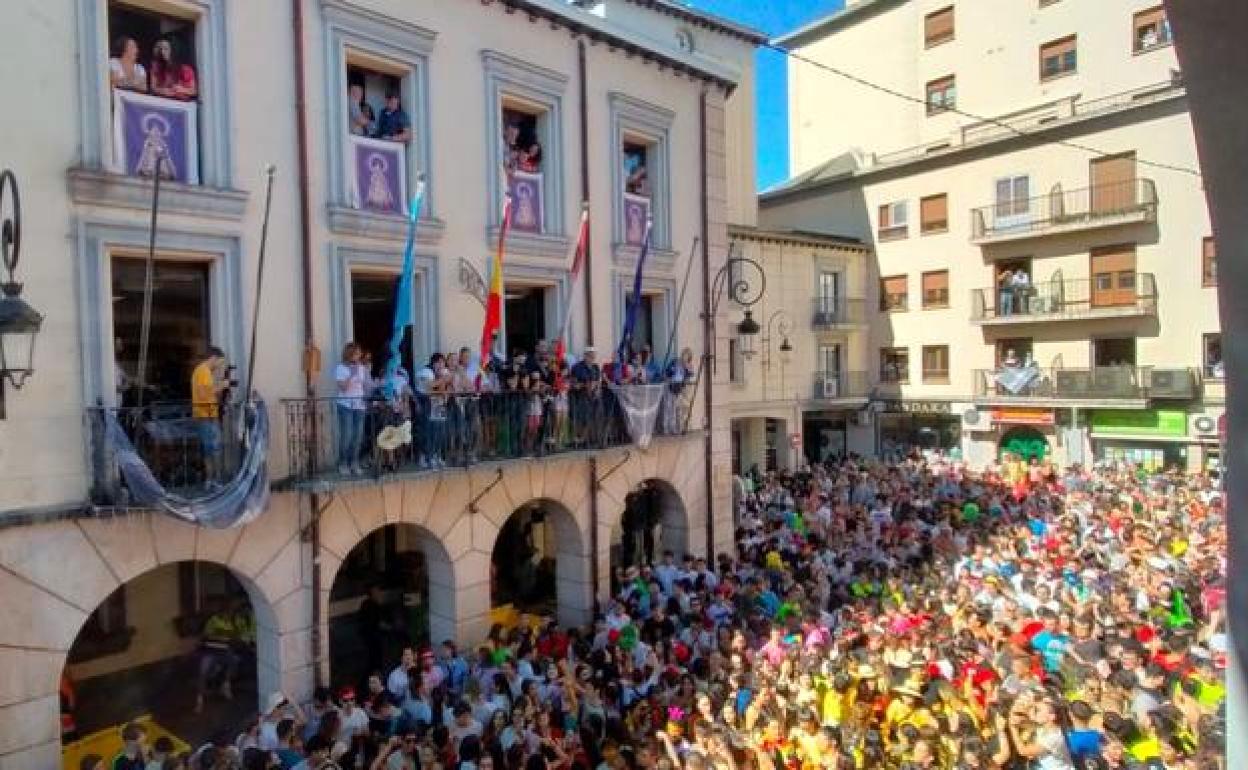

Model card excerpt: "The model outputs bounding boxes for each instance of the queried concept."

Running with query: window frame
[484,50,570,257]
[924,6,955,48]
[613,272,677,362]
[78,0,231,187]
[925,75,957,116]
[1039,35,1078,81]
[322,1,437,235]
[1132,6,1172,54]
[920,193,949,234]
[877,200,909,240]
[1202,236,1217,287]
[1203,332,1223,380]
[880,347,910,384]
[610,92,675,256]
[880,275,909,313]
[921,345,950,383]
[993,173,1032,227]
[921,270,950,309]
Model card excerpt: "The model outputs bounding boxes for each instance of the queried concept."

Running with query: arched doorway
[62,562,267,763]
[610,479,688,593]
[491,499,588,627]
[1000,426,1049,461]
[327,524,454,691]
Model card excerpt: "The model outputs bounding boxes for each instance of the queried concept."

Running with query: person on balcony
[191,346,229,488]
[149,37,197,101]
[109,35,147,92]
[998,269,1016,317]
[624,149,648,195]
[348,83,376,137]
[334,342,368,476]
[376,89,412,143]
[416,353,449,468]
[1011,269,1033,315]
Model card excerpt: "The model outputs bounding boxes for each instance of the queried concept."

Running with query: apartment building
[761,0,1221,471]
[0,1,763,765]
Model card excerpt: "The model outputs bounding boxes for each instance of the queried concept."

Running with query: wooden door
[1091,244,1137,307]
[1090,153,1137,213]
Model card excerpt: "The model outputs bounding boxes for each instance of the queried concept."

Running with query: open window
[622,138,655,247]
[1133,6,1172,53]
[611,93,673,255]
[502,103,549,234]
[342,55,412,216]
[505,285,556,359]
[349,270,414,380]
[106,2,202,184]
[880,347,909,384]
[1203,333,1223,379]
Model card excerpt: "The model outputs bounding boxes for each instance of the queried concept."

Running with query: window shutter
[921,194,948,231]
[925,7,954,45]
[878,203,892,228]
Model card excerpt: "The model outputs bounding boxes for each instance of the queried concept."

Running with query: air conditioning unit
[1189,414,1218,438]
[1055,370,1091,397]
[1149,369,1194,398]
[821,375,842,399]
[962,407,989,432]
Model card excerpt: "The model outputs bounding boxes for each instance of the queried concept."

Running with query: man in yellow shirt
[190,346,228,486]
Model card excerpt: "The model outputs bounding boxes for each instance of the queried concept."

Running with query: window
[880,347,909,384]
[922,270,950,309]
[880,275,909,312]
[994,175,1031,221]
[1203,333,1223,379]
[926,75,957,115]
[1093,337,1136,367]
[920,193,949,233]
[819,344,843,377]
[922,345,950,382]
[878,201,909,240]
[1133,6,1172,53]
[924,7,955,47]
[611,93,674,253]
[1040,36,1078,80]
[728,339,744,383]
[1202,237,1217,287]
[344,61,409,216]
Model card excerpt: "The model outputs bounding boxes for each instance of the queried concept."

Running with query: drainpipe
[291,0,325,688]
[579,38,601,614]
[699,90,714,560]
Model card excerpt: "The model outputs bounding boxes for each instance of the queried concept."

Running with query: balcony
[973,366,1198,405]
[970,179,1158,245]
[282,389,688,489]
[87,402,250,509]
[971,274,1157,326]
[811,371,871,402]
[811,298,867,329]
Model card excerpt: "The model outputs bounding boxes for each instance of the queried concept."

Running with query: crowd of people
[330,340,698,476]
[83,449,1228,770]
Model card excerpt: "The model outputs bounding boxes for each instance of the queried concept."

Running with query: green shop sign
[1089,409,1187,437]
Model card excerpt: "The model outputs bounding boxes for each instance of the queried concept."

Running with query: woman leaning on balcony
[109,35,147,92]
[149,36,198,101]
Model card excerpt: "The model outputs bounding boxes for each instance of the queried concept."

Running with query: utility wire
[766,42,1204,179]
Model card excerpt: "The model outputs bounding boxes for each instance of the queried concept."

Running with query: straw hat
[376,421,413,451]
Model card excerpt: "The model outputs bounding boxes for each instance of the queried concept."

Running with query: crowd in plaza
[85,448,1228,770]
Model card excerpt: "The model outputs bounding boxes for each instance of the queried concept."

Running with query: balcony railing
[971,274,1157,323]
[970,179,1158,243]
[972,366,1198,401]
[282,388,689,485]
[87,402,249,507]
[811,371,871,401]
[811,298,867,328]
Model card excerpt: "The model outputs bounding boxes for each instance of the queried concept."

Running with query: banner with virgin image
[112,89,199,184]
[507,170,544,233]
[623,192,651,246]
[348,135,407,215]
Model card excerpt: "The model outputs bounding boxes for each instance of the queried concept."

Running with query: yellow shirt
[191,362,219,419]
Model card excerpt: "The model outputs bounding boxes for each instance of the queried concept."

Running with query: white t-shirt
[335,363,367,409]
[109,58,147,88]
[337,706,369,743]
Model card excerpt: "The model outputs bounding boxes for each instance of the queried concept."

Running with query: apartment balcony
[973,366,1198,406]
[282,390,687,490]
[811,371,871,403]
[810,298,868,330]
[971,274,1157,326]
[970,179,1158,245]
[87,402,252,509]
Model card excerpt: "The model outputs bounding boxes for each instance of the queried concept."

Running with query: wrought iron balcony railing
[971,273,1157,323]
[970,178,1158,242]
[811,298,867,328]
[973,365,1197,401]
[811,371,871,401]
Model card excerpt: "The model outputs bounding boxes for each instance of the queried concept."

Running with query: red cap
[340,686,356,700]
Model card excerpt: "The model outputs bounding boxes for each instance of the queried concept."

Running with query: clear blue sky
[685,0,845,190]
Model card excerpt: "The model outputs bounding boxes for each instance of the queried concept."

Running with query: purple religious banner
[508,170,544,233]
[112,90,199,185]
[348,135,407,215]
[623,192,651,247]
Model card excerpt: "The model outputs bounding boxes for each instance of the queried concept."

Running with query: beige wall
[787,0,1182,171]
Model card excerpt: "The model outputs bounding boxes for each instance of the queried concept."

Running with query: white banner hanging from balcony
[609,383,669,449]
[111,90,200,185]
[348,135,407,215]
[104,401,271,529]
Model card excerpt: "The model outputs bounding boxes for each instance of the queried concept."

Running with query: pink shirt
[759,640,788,667]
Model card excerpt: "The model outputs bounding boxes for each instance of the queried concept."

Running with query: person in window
[191,346,229,488]
[349,83,376,137]
[149,37,198,101]
[503,121,522,174]
[1010,269,1032,314]
[109,35,147,92]
[624,150,648,195]
[518,141,543,173]
[376,89,412,143]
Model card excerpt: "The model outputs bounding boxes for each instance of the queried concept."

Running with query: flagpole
[618,216,654,364]
[243,165,277,405]
[134,150,163,408]
[661,235,700,371]
[555,203,590,364]
[382,178,426,399]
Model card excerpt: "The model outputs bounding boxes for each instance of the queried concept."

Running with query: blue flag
[617,217,653,365]
[383,184,426,399]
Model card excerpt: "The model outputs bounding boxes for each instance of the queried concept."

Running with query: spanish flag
[480,193,514,360]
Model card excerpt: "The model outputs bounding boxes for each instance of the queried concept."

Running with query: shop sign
[876,400,952,414]
[991,407,1054,426]
[1089,409,1186,437]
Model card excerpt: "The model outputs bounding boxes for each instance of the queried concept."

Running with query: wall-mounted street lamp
[708,246,765,364]
[762,309,794,371]
[0,170,44,419]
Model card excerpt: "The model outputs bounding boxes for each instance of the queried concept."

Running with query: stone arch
[490,497,592,630]
[611,478,690,570]
[0,497,303,769]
